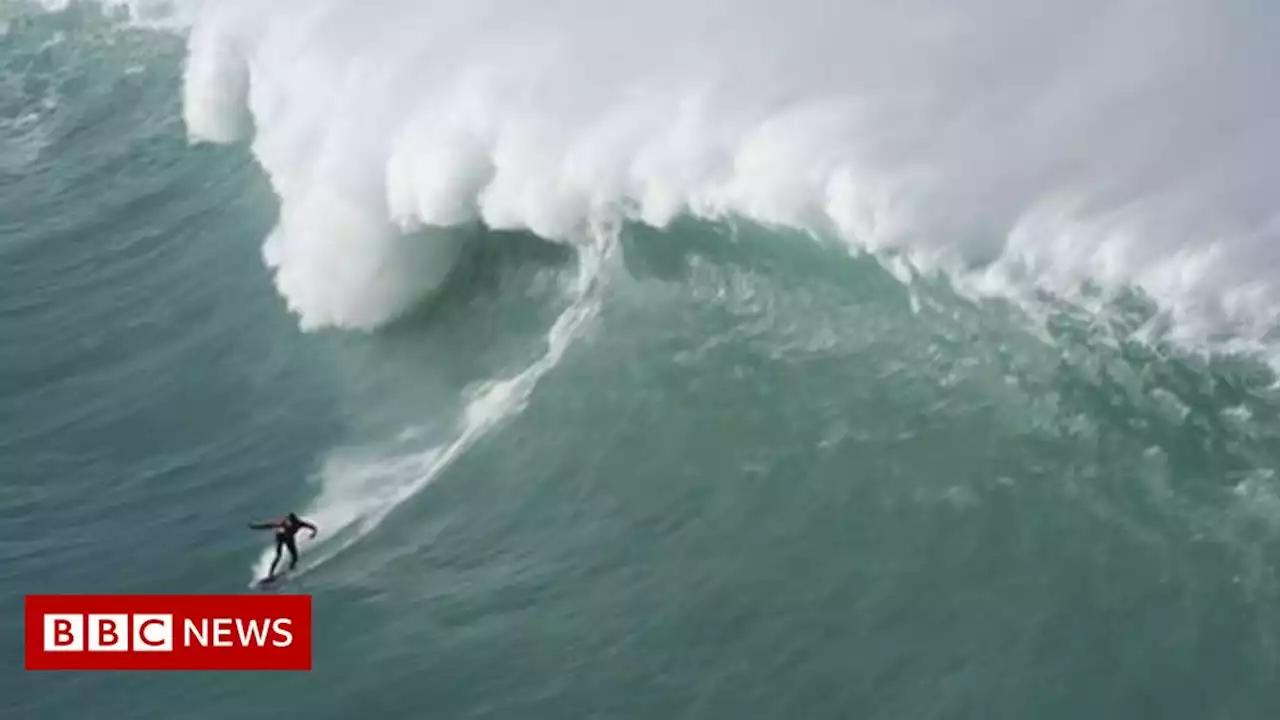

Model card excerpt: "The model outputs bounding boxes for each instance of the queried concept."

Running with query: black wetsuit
[250,515,317,578]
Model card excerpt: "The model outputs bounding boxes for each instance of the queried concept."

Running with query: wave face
[7,2,1280,719]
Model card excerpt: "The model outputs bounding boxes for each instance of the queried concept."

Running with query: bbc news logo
[25,595,311,670]
[42,614,293,652]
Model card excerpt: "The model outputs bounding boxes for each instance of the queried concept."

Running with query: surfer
[249,512,318,580]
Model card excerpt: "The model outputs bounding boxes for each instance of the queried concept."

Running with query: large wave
[33,0,1280,583]
[16,0,1280,606]
[62,0,1280,346]
[153,0,1278,347]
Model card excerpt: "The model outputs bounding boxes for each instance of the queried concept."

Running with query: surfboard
[254,570,290,590]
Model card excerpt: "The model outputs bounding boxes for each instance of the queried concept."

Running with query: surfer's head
[287,512,299,523]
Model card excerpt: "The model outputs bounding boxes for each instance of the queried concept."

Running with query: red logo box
[25,594,311,671]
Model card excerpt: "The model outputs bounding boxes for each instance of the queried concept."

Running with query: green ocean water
[6,3,1280,719]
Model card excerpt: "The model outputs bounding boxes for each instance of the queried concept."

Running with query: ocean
[5,0,1280,717]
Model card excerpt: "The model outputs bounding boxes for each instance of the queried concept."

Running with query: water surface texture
[5,2,1280,718]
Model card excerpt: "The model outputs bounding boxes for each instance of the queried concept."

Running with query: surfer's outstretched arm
[299,519,318,537]
[248,520,279,530]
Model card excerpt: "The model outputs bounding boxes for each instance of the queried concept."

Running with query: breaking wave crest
[59,0,1277,357]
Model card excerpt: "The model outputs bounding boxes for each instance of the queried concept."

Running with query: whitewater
[80,0,1267,343]
[6,0,1280,718]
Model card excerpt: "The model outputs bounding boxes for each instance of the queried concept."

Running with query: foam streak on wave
[248,224,613,583]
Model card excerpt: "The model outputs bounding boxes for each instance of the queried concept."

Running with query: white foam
[53,0,1280,346]
[164,0,1280,347]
